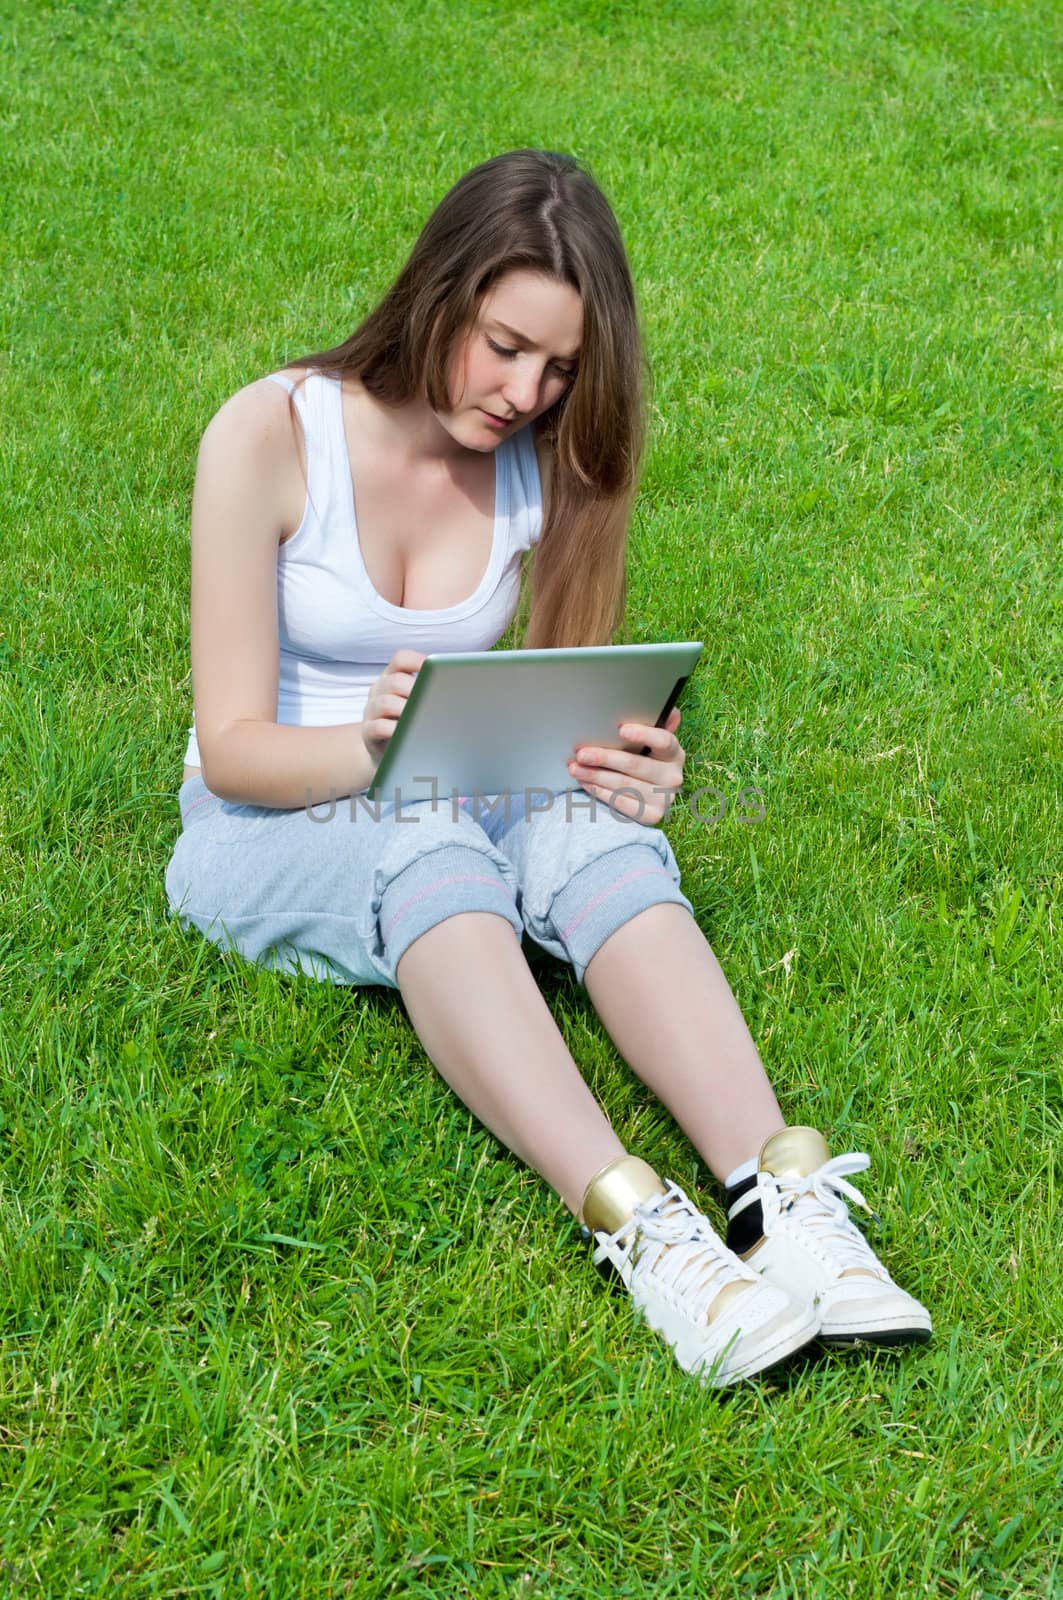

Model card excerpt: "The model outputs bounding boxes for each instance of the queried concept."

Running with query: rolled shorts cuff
[538,842,695,986]
[177,774,218,826]
[375,843,524,982]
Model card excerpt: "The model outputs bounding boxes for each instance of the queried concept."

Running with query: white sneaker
[581,1155,819,1386]
[726,1128,932,1347]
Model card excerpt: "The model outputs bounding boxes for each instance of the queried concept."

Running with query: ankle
[580,1153,666,1233]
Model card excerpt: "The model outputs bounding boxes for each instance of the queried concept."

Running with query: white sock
[724,1156,758,1191]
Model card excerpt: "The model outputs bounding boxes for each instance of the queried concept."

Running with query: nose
[500,361,545,416]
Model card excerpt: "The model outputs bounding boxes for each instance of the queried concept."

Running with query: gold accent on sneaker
[758,1126,830,1179]
[704,1279,752,1321]
[580,1155,666,1234]
[582,1158,756,1326]
[757,1126,878,1281]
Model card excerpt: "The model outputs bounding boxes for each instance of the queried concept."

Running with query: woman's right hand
[359,650,427,768]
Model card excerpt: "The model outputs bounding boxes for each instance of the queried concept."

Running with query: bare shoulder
[195,372,310,538]
[200,372,302,458]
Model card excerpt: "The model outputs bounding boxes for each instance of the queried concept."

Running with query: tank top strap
[504,422,544,553]
[264,369,317,438]
[512,420,541,493]
[265,370,336,539]
[265,369,316,423]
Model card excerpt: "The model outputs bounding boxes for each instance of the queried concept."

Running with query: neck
[348,379,470,467]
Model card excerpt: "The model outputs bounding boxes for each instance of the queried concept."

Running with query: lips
[480,409,513,428]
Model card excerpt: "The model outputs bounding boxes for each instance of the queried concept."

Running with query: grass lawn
[1,0,1060,1594]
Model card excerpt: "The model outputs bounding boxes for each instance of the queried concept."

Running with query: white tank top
[182,369,543,768]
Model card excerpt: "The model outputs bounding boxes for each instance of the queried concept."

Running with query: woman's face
[440,269,583,450]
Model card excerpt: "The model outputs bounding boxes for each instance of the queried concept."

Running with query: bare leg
[583,904,785,1182]
[396,912,627,1216]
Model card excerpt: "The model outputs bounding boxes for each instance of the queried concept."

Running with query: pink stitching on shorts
[559,866,673,941]
[183,793,217,817]
[381,873,515,942]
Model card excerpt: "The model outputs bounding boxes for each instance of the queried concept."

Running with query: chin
[438,410,499,453]
[463,420,505,452]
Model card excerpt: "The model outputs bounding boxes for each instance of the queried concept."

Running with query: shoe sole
[818,1326,933,1349]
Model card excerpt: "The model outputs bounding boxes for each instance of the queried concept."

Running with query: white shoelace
[596,1182,752,1324]
[772,1152,886,1277]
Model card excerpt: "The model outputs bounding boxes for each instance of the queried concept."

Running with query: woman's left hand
[566,707,685,825]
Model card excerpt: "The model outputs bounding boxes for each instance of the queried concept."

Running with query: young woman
[166,149,931,1387]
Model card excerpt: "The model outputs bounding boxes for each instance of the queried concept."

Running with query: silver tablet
[366,642,703,803]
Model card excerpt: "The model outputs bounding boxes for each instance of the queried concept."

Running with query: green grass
[1,0,1061,1593]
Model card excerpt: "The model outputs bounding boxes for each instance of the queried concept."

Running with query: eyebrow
[489,318,581,364]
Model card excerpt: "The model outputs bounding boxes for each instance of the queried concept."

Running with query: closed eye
[487,335,576,381]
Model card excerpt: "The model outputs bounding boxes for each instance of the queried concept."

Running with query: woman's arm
[190,379,379,808]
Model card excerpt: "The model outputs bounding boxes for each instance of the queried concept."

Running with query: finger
[574,742,676,781]
[371,694,410,719]
[387,650,427,674]
[570,748,651,782]
[575,779,660,822]
[382,673,418,698]
[618,721,680,755]
[568,760,659,798]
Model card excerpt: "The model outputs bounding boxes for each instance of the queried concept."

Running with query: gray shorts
[164,776,695,990]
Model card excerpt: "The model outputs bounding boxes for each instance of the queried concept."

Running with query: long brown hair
[291,149,645,647]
